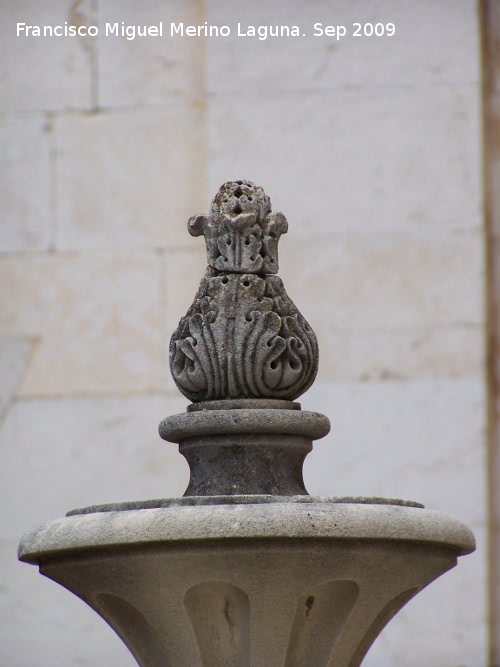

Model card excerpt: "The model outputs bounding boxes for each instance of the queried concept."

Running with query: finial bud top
[188,180,287,274]
[170,180,318,403]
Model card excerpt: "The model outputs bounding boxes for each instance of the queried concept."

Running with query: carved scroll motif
[188,180,288,274]
[169,181,319,402]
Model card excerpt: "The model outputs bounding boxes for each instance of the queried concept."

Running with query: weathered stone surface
[279,230,484,386]
[55,108,204,250]
[283,230,484,330]
[19,503,475,559]
[0,0,93,112]
[18,502,475,667]
[67,495,424,516]
[206,0,479,93]
[170,270,318,402]
[208,87,481,233]
[365,520,487,667]
[303,378,486,525]
[160,407,330,496]
[0,395,189,540]
[188,398,301,411]
[160,408,330,442]
[6,0,485,662]
[302,377,487,665]
[188,180,287,274]
[0,116,51,252]
[314,325,484,382]
[0,336,32,420]
[98,0,202,107]
[170,182,318,402]
[0,540,135,667]
[0,252,163,395]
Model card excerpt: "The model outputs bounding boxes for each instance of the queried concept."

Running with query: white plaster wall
[0,1,487,665]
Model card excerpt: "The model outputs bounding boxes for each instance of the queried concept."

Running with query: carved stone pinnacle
[187,179,287,274]
[169,180,319,403]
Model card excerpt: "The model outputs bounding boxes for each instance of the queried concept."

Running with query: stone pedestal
[19,499,474,667]
[160,401,330,496]
[18,180,476,665]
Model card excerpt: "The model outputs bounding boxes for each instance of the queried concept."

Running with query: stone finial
[170,181,318,403]
[188,180,288,274]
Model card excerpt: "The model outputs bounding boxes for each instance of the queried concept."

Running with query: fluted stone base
[18,500,474,667]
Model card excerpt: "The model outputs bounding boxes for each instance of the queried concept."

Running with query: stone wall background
[0,1,489,665]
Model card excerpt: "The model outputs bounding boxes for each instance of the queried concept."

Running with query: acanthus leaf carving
[170,271,318,402]
[170,181,318,403]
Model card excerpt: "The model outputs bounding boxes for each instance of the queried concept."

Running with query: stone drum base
[18,500,475,667]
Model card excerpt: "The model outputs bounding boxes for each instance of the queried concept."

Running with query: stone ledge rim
[159,408,331,442]
[18,503,476,564]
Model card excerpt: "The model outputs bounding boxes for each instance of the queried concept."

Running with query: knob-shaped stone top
[188,180,287,274]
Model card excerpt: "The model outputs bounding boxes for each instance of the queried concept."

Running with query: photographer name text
[16,21,396,41]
